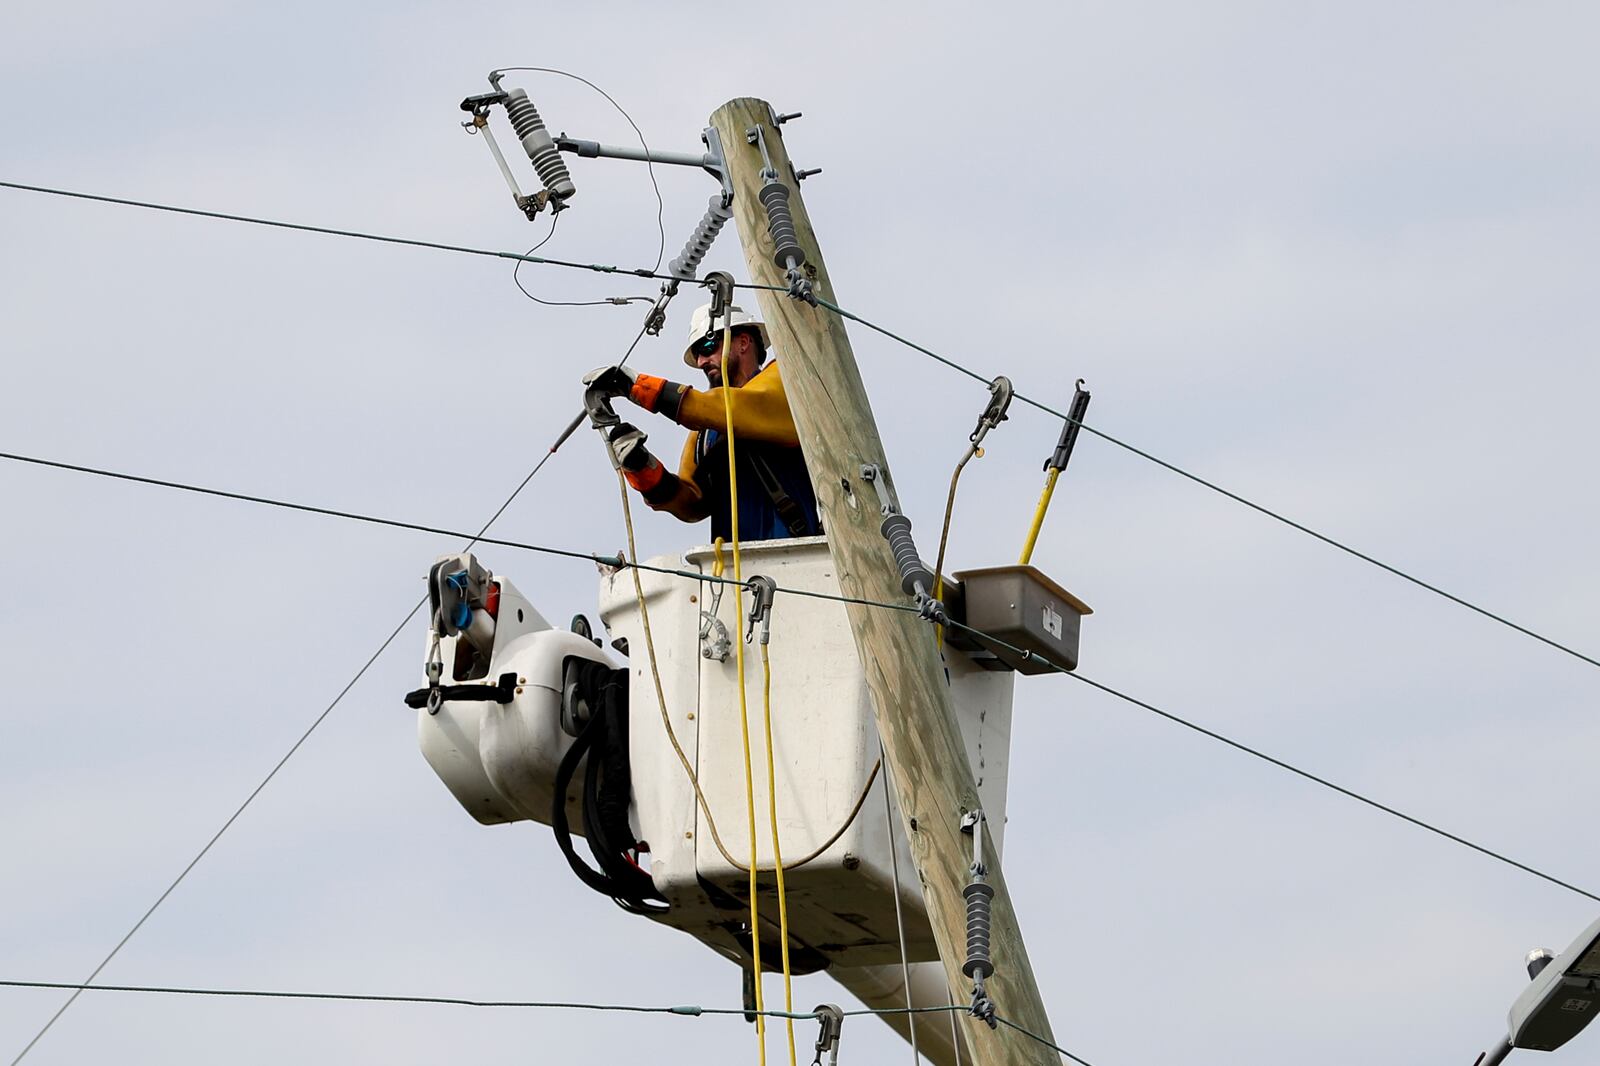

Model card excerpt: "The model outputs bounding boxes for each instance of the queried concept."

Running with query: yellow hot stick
[1019,466,1061,565]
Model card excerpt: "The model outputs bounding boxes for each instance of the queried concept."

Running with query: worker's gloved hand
[606,422,652,472]
[582,364,638,399]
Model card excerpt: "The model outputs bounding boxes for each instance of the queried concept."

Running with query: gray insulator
[504,89,576,201]
[758,181,805,268]
[880,513,933,596]
[962,880,995,980]
[668,195,732,280]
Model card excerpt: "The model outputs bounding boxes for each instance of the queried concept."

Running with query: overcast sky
[4,2,1599,1064]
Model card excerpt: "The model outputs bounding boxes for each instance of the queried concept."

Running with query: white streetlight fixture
[1476,916,1600,1064]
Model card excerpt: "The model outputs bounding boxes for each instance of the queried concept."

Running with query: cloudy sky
[4,2,1598,1063]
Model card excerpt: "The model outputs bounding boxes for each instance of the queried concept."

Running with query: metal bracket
[745,122,779,181]
[858,463,897,516]
[699,612,731,662]
[960,808,988,877]
[551,124,735,207]
[703,126,735,207]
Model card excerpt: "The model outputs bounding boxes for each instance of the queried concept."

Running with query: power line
[941,619,1600,905]
[3,428,581,1066]
[0,978,812,1019]
[994,1014,1098,1066]
[2,447,1595,906]
[0,980,1098,1062]
[818,296,1600,675]
[0,448,895,613]
[0,180,783,293]
[0,978,976,1025]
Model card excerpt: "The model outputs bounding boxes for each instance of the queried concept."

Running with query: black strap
[403,671,517,710]
[748,452,813,537]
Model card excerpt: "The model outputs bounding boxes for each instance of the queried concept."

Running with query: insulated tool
[1019,380,1090,565]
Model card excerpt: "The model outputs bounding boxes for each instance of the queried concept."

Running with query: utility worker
[584,303,822,542]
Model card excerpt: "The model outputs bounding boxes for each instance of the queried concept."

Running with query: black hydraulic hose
[552,668,664,909]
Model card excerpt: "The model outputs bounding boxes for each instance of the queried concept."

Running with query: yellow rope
[719,326,773,1066]
[759,640,797,1064]
[1019,466,1061,565]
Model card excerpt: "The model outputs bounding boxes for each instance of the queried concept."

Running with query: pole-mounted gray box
[949,565,1091,675]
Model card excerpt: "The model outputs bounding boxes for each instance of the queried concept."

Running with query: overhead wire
[0,979,1001,1029]
[813,295,1600,675]
[993,1014,1099,1066]
[511,213,648,308]
[0,979,1102,1063]
[0,979,875,1020]
[0,180,783,292]
[3,446,1596,904]
[938,617,1600,905]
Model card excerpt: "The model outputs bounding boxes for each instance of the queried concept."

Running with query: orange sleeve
[629,433,710,523]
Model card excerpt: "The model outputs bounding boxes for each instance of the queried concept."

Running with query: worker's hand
[606,422,653,472]
[582,364,638,399]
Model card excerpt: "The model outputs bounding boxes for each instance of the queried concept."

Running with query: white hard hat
[683,302,770,367]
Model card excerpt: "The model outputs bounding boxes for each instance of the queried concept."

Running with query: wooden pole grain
[709,97,1060,1066]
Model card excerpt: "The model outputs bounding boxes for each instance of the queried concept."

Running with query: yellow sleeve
[669,362,801,446]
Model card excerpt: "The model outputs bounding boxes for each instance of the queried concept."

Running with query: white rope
[879,737,919,1063]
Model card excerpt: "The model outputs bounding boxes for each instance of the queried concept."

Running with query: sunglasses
[691,333,726,358]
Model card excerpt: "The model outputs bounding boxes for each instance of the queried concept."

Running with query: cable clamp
[969,989,997,1029]
[915,591,948,625]
[644,279,680,336]
[745,575,777,645]
[810,1003,844,1066]
[702,270,736,327]
[786,265,817,305]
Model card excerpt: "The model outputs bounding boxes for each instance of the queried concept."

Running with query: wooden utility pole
[709,98,1059,1066]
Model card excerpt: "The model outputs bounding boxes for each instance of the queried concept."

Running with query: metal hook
[702,270,736,325]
